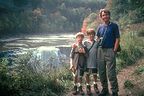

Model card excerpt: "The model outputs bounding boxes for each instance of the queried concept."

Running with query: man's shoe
[78,86,84,95]
[98,88,109,96]
[86,85,91,95]
[112,92,118,96]
[94,84,99,94]
[72,85,78,95]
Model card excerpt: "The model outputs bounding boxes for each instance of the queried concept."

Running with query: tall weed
[0,53,72,96]
[116,30,144,71]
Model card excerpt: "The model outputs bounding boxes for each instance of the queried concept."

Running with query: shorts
[85,68,97,75]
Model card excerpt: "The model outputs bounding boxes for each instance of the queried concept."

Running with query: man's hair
[99,9,110,18]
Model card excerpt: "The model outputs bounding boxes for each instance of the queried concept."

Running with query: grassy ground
[118,56,144,96]
[0,54,73,96]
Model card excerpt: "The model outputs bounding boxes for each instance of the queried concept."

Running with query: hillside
[0,0,106,37]
[77,0,144,95]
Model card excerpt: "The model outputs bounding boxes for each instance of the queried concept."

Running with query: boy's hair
[86,29,95,35]
[75,32,84,38]
[99,9,110,18]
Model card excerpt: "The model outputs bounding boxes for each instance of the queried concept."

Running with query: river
[0,33,75,51]
[0,33,75,72]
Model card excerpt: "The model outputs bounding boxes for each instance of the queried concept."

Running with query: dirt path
[66,57,144,96]
[118,57,144,96]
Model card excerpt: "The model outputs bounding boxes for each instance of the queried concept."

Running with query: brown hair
[99,9,110,18]
[86,29,95,35]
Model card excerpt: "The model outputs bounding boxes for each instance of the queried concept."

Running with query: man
[96,9,120,96]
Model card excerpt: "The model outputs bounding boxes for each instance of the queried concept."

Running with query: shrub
[134,66,144,75]
[124,80,134,89]
[116,30,144,71]
[0,53,72,96]
[137,29,144,37]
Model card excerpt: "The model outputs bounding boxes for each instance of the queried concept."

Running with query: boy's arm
[69,47,75,71]
[69,58,73,70]
[84,46,88,57]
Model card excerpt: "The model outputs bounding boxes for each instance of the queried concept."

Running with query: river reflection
[0,33,75,51]
[0,33,76,72]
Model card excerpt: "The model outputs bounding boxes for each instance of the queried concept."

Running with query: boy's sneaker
[98,88,109,96]
[94,84,99,94]
[86,85,91,95]
[72,85,78,95]
[78,86,84,95]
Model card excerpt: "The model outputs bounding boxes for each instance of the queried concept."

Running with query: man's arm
[113,38,120,52]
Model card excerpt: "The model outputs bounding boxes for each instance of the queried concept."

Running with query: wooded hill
[0,0,106,36]
[84,0,144,31]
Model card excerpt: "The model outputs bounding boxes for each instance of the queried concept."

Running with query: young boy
[84,29,99,95]
[70,32,87,95]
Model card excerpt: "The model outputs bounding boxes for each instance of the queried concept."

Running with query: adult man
[96,9,120,96]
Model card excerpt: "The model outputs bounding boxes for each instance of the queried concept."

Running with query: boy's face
[87,33,95,41]
[76,36,83,44]
[101,11,110,22]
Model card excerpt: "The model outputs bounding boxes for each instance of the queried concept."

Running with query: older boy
[84,29,99,95]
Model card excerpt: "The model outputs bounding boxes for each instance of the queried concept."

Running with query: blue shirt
[96,22,120,48]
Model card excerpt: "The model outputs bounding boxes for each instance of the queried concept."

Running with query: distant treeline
[0,0,106,36]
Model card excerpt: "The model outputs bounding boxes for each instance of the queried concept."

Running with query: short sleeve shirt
[96,22,120,48]
[84,40,98,68]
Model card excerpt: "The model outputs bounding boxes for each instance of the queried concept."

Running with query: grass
[134,66,144,75]
[0,53,73,96]
[116,29,144,72]
[124,80,134,89]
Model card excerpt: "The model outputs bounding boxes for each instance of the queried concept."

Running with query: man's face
[101,11,110,22]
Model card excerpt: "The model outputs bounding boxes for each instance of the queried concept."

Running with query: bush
[137,29,144,37]
[134,66,144,75]
[0,53,72,96]
[116,31,144,71]
[124,80,134,89]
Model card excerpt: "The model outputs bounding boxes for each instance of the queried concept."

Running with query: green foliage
[0,0,106,36]
[110,0,144,24]
[134,66,144,75]
[0,53,72,96]
[116,31,144,71]
[137,29,144,37]
[124,80,134,89]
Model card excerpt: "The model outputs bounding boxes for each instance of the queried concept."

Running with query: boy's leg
[92,68,98,83]
[92,68,99,94]
[78,68,84,95]
[72,71,78,95]
[85,68,91,95]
